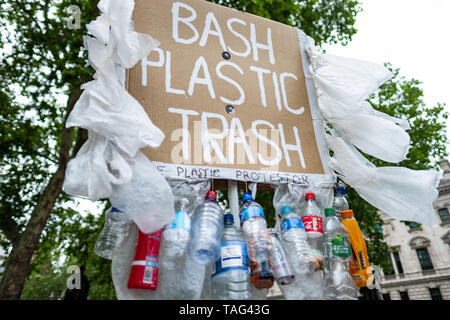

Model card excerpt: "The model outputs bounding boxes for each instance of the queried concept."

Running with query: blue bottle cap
[224,213,234,225]
[242,192,254,203]
[337,186,346,196]
[280,206,293,215]
[111,207,122,213]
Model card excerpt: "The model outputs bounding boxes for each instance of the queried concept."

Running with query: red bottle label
[128,229,162,290]
[301,216,323,234]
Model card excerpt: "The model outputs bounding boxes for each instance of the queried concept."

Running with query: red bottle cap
[305,192,316,200]
[205,190,217,200]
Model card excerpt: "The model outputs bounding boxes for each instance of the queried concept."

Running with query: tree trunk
[0,89,85,300]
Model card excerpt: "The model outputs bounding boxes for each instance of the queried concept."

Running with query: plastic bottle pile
[95,181,372,300]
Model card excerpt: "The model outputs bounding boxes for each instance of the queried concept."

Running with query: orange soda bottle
[340,210,374,287]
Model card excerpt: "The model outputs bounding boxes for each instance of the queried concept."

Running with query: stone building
[378,159,450,300]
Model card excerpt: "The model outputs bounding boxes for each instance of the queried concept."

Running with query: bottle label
[239,206,265,225]
[331,234,351,257]
[280,217,304,234]
[162,211,191,232]
[272,246,291,274]
[301,215,323,234]
[212,241,250,278]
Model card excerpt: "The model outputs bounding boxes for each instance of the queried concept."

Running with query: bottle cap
[242,192,254,203]
[205,190,217,200]
[111,207,122,213]
[305,192,316,200]
[280,205,293,215]
[341,210,354,218]
[324,208,336,217]
[224,213,234,225]
[337,186,347,196]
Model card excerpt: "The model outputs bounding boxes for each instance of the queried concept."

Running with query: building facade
[378,159,450,300]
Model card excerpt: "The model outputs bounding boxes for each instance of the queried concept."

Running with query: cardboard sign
[127,0,330,185]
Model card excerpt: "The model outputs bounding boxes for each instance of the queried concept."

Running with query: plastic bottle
[94,207,133,260]
[333,181,349,218]
[211,213,252,300]
[128,228,162,290]
[340,210,374,288]
[159,197,191,270]
[188,190,224,265]
[301,192,325,270]
[269,228,295,285]
[323,208,358,300]
[301,192,324,238]
[239,192,274,289]
[279,205,318,272]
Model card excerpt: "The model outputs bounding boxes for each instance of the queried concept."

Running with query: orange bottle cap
[341,210,354,218]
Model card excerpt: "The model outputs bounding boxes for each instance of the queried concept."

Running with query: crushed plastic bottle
[239,192,274,289]
[278,205,317,273]
[333,181,349,219]
[211,213,252,300]
[269,228,295,286]
[159,197,191,270]
[324,208,358,300]
[94,207,133,260]
[188,190,224,265]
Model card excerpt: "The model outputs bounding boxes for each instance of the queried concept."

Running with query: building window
[438,208,450,224]
[382,293,391,300]
[393,251,404,274]
[429,288,443,300]
[416,248,433,270]
[399,291,409,300]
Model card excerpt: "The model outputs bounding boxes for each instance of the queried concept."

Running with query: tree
[0,0,365,299]
[0,0,97,299]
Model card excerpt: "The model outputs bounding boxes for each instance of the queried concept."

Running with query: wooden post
[227,180,240,228]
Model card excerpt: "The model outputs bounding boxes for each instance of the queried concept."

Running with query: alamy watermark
[66,5,81,30]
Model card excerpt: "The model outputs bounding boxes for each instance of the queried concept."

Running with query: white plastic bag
[326,134,442,226]
[66,75,165,158]
[109,151,175,234]
[63,131,133,201]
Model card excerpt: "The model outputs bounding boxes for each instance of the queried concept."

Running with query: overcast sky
[323,0,450,151]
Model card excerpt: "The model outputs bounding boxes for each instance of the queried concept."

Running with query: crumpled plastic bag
[326,134,442,226]
[64,0,165,206]
[111,223,208,300]
[66,74,165,158]
[109,151,175,234]
[167,179,211,214]
[63,131,133,201]
[306,38,393,106]
[273,180,335,217]
[306,37,411,164]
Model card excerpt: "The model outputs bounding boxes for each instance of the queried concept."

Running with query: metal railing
[381,266,450,283]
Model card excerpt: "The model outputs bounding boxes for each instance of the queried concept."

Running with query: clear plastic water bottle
[188,190,224,265]
[269,228,295,285]
[333,181,349,218]
[323,208,358,300]
[279,205,317,273]
[211,213,252,300]
[239,192,274,289]
[301,192,324,238]
[94,207,133,260]
[160,197,191,270]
